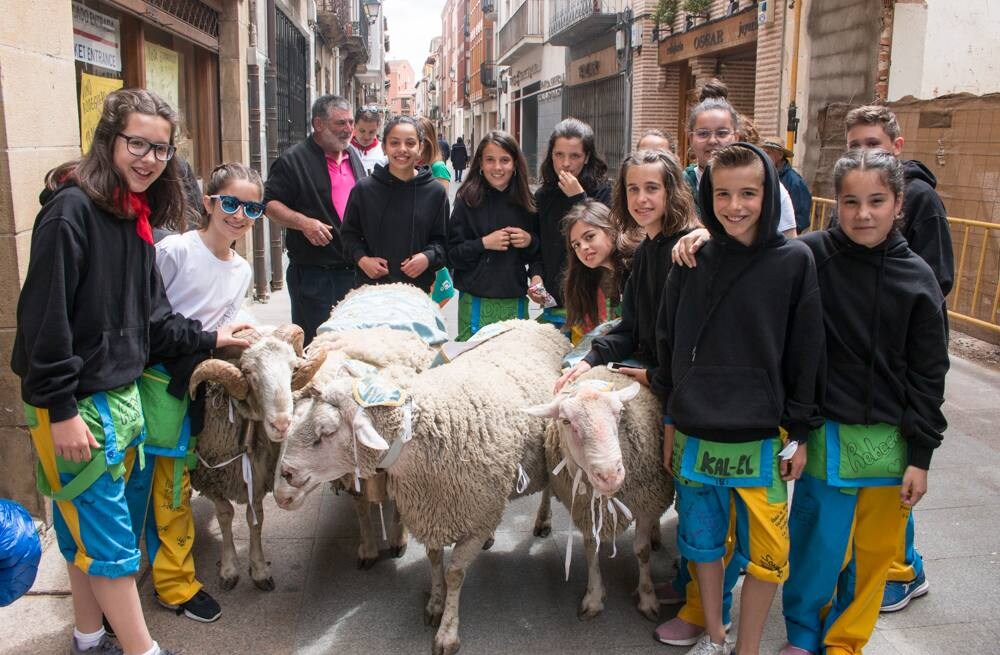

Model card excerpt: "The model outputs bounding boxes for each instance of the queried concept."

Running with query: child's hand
[505,227,532,248]
[359,256,389,279]
[527,275,547,304]
[216,323,253,349]
[617,367,649,387]
[482,229,511,251]
[901,466,928,507]
[781,443,807,481]
[51,415,100,463]
[662,424,676,474]
[554,361,591,393]
[401,253,429,278]
[557,170,585,197]
[672,228,711,268]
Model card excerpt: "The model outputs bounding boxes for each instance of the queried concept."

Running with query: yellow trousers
[143,456,202,605]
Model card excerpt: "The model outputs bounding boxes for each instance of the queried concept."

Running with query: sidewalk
[4,285,999,655]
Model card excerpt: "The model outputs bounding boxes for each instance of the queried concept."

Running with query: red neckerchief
[125,191,153,244]
[351,136,380,155]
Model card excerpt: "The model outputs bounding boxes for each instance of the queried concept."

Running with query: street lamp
[362,0,380,23]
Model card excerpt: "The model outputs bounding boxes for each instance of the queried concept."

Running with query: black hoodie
[801,226,948,469]
[340,164,449,291]
[448,185,539,298]
[900,160,954,296]
[12,183,216,422]
[654,144,824,443]
[583,229,691,395]
[528,181,612,306]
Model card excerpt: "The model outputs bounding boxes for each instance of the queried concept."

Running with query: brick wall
[630,0,676,148]
[752,0,785,136]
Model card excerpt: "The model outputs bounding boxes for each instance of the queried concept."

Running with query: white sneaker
[684,634,733,655]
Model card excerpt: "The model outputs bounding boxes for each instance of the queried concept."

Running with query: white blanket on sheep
[317,284,449,345]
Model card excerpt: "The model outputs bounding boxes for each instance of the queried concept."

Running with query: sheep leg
[248,497,274,591]
[389,505,408,558]
[214,497,240,590]
[532,486,552,537]
[650,516,663,551]
[578,531,606,620]
[633,513,659,621]
[352,496,379,569]
[424,547,446,627]
[433,535,483,655]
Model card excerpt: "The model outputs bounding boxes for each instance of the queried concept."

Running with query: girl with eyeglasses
[12,88,249,655]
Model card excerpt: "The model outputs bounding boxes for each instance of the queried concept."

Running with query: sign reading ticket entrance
[72,2,121,72]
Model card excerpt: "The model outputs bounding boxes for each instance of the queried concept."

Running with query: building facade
[387,59,416,116]
[468,0,498,145]
[439,0,471,143]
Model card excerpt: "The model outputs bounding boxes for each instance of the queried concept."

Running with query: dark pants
[455,168,464,182]
[286,261,356,345]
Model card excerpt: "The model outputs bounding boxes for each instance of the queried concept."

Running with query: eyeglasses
[116,133,176,161]
[691,128,734,142]
[209,195,266,220]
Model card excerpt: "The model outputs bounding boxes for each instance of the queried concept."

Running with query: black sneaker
[101,616,115,638]
[156,589,222,623]
[70,634,122,654]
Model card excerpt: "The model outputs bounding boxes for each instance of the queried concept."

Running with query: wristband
[662,415,674,426]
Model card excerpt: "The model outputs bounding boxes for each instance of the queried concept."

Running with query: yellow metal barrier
[808,197,1000,335]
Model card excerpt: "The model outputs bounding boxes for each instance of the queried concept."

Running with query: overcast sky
[382,0,446,75]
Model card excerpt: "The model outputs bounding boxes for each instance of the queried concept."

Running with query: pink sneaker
[654,581,685,606]
[777,644,814,655]
[653,617,705,646]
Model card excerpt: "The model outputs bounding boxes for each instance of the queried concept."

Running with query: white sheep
[275,319,569,655]
[186,324,327,590]
[524,366,675,621]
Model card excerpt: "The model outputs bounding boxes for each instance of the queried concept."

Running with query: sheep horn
[212,326,263,360]
[273,324,305,357]
[189,359,249,400]
[292,345,329,391]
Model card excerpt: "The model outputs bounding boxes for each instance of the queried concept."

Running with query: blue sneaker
[880,570,929,612]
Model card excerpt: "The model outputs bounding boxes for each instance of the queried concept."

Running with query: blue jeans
[286,262,355,345]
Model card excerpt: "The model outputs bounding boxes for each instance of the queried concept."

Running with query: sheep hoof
[219,574,239,591]
[357,556,378,570]
[424,607,443,627]
[253,576,275,591]
[481,537,495,551]
[433,633,460,655]
[391,544,407,558]
[637,599,660,622]
[533,525,551,538]
[577,596,604,620]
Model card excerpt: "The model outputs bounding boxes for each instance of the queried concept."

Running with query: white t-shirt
[695,166,797,233]
[155,230,253,331]
[350,142,388,175]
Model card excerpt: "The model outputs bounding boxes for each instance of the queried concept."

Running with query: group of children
[13,83,949,655]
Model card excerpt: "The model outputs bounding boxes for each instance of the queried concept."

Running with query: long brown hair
[417,116,442,164]
[610,149,698,239]
[457,130,535,211]
[561,200,640,329]
[46,88,186,231]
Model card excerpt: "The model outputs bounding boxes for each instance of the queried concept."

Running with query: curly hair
[610,149,698,239]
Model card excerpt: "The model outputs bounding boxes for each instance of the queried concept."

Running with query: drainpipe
[785,0,804,152]
[265,0,285,291]
[249,0,269,301]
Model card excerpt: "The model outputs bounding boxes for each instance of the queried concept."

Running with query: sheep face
[275,379,391,510]
[525,382,640,497]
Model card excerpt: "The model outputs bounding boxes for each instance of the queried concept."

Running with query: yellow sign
[144,41,180,112]
[79,72,123,153]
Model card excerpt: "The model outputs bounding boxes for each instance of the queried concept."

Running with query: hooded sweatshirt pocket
[669,366,781,430]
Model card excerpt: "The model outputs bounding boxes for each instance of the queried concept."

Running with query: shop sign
[72,2,121,72]
[567,47,617,86]
[658,8,758,65]
[79,72,124,153]
[511,62,541,88]
[144,42,180,115]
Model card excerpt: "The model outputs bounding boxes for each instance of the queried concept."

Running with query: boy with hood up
[653,143,824,655]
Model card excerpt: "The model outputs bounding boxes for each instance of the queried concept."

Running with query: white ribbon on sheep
[551,456,634,582]
[197,420,259,526]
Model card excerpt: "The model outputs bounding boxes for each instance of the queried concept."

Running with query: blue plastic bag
[0,498,42,606]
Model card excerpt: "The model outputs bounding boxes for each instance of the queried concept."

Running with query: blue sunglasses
[209,194,265,220]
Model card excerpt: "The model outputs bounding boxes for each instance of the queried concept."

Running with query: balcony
[482,0,496,21]
[497,0,543,65]
[549,0,624,47]
[315,0,369,61]
[480,62,497,92]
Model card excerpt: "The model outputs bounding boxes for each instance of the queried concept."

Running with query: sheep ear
[522,398,562,418]
[614,382,641,404]
[352,409,390,451]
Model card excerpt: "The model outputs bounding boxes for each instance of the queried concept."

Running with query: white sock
[139,640,161,655]
[73,626,105,650]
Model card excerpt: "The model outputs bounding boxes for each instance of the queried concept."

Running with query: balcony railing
[497,0,543,64]
[480,62,497,88]
[549,0,624,46]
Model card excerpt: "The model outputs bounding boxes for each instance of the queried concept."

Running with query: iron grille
[563,74,629,177]
[275,10,308,157]
[145,0,220,38]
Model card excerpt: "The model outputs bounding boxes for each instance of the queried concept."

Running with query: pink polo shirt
[326,151,356,223]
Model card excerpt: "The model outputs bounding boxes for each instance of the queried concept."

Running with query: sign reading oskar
[657,7,758,66]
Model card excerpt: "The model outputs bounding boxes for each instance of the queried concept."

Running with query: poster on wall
[144,41,180,113]
[79,72,124,153]
[72,1,122,72]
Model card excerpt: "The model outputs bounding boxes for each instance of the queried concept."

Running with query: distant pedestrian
[761,137,812,234]
[451,136,469,182]
[418,116,451,191]
[264,94,367,345]
[350,106,388,175]
[636,127,676,153]
[438,135,450,162]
